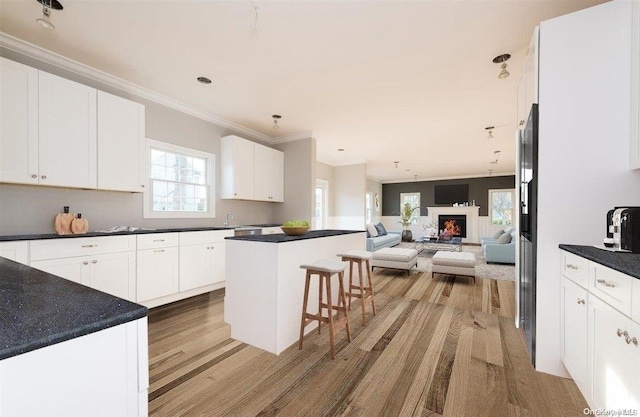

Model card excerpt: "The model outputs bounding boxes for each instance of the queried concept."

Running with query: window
[365,192,373,224]
[489,189,515,225]
[400,192,420,210]
[315,179,329,229]
[144,139,215,219]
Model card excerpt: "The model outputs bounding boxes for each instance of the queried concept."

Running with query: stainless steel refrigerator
[519,103,538,366]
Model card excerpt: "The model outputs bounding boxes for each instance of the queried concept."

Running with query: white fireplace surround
[427,206,480,244]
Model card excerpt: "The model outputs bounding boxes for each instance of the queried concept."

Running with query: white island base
[224,231,366,355]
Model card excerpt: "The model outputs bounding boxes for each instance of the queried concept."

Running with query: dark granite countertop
[0,258,148,360]
[226,229,365,243]
[559,244,640,280]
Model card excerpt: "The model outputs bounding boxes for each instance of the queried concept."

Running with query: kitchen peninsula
[224,230,366,354]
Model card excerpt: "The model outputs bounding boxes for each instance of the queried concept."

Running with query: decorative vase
[401,229,413,242]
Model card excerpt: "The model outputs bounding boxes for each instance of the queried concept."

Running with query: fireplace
[438,215,467,238]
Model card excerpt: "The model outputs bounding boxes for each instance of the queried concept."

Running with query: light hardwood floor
[148,268,586,417]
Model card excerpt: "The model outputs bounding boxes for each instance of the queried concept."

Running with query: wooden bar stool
[299,259,351,359]
[337,250,376,325]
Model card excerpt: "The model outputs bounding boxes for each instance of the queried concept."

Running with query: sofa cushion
[497,232,512,244]
[366,223,379,237]
[374,223,387,236]
[492,229,505,239]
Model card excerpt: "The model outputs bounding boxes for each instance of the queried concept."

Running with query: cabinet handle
[82,244,95,248]
[596,279,616,288]
[83,261,89,265]
[92,260,97,264]
[617,329,628,338]
[41,175,47,179]
[576,298,585,305]
[566,264,579,270]
[519,120,525,126]
[154,249,165,253]
[141,184,145,188]
[31,174,37,178]
[632,337,638,346]
[617,328,624,337]
[153,239,165,242]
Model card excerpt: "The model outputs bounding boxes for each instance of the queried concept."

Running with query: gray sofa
[366,231,401,252]
[483,229,516,264]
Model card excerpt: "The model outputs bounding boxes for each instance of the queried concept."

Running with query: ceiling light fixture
[272,114,282,130]
[488,169,494,176]
[36,0,61,30]
[338,148,344,152]
[197,76,211,84]
[493,54,511,79]
[251,5,260,34]
[485,126,495,139]
[394,161,399,168]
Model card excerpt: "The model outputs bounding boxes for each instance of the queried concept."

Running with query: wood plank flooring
[148,269,586,417]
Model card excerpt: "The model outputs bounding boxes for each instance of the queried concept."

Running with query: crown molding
[272,131,315,144]
[380,172,516,184]
[0,32,274,144]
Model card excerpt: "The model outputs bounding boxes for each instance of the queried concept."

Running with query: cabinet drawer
[136,233,179,249]
[561,250,588,287]
[633,278,640,324]
[179,230,233,246]
[262,227,282,235]
[30,236,136,261]
[590,262,633,317]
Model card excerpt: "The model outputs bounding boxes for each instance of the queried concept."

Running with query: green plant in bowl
[281,220,310,235]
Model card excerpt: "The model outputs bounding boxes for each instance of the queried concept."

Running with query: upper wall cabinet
[221,135,284,202]
[97,91,145,192]
[39,71,97,189]
[516,28,539,131]
[0,57,39,184]
[631,1,640,170]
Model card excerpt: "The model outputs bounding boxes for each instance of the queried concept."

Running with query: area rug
[397,243,515,281]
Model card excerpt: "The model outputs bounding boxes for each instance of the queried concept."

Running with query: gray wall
[0,48,275,234]
[382,175,515,217]
[334,164,366,217]
[273,138,316,224]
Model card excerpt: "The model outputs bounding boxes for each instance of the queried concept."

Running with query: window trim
[400,192,421,210]
[143,138,216,219]
[488,188,515,226]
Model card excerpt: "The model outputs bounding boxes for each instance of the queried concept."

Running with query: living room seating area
[482,227,516,264]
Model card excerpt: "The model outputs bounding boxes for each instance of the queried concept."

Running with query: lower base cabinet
[0,241,28,264]
[560,276,588,394]
[136,246,179,303]
[589,296,640,409]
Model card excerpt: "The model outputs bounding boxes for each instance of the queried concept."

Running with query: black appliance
[434,184,469,204]
[519,104,538,367]
[606,207,640,253]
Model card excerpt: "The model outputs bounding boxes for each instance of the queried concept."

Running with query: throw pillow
[497,232,512,244]
[366,223,378,237]
[492,230,505,239]
[374,223,387,236]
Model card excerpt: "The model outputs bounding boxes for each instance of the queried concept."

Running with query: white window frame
[143,138,216,219]
[365,192,373,224]
[400,192,421,210]
[315,179,329,229]
[489,188,515,226]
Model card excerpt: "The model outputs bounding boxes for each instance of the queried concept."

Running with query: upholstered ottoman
[432,251,476,282]
[371,247,419,274]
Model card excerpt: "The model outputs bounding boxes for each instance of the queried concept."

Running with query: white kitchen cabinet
[221,135,284,202]
[254,144,284,202]
[631,0,640,169]
[31,256,90,285]
[221,135,255,200]
[97,91,145,192]
[588,295,640,410]
[136,234,179,302]
[0,57,39,185]
[179,230,232,292]
[560,276,588,395]
[0,241,29,264]
[38,71,97,189]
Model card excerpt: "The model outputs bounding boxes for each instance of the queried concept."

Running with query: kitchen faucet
[224,213,235,227]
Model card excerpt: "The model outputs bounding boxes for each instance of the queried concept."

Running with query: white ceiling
[0,0,607,182]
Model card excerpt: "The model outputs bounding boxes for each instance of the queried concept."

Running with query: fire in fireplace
[438,215,467,238]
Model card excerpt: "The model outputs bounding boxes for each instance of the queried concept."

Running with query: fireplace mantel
[427,206,480,243]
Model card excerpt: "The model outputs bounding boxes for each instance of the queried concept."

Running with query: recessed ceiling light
[338,148,344,152]
[197,76,212,84]
[394,161,400,168]
[405,169,410,172]
[35,0,60,30]
[494,150,501,154]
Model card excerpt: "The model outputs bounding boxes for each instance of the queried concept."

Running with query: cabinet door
[97,91,145,192]
[560,276,588,394]
[254,144,284,202]
[89,251,136,302]
[31,256,90,285]
[179,243,212,292]
[0,57,39,184]
[39,71,97,189]
[136,247,179,302]
[221,136,254,200]
[589,296,640,409]
[0,241,29,264]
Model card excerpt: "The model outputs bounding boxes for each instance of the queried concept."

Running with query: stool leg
[299,271,311,350]
[325,272,336,359]
[357,259,366,325]
[317,274,323,334]
[338,271,351,342]
[367,259,376,316]
[347,259,354,310]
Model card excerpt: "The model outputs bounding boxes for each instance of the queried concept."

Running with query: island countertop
[559,244,640,280]
[0,258,148,360]
[225,229,364,243]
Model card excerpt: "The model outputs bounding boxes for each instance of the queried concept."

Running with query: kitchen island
[0,257,148,417]
[224,230,366,354]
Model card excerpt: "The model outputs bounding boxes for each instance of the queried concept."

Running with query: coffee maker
[606,207,640,253]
